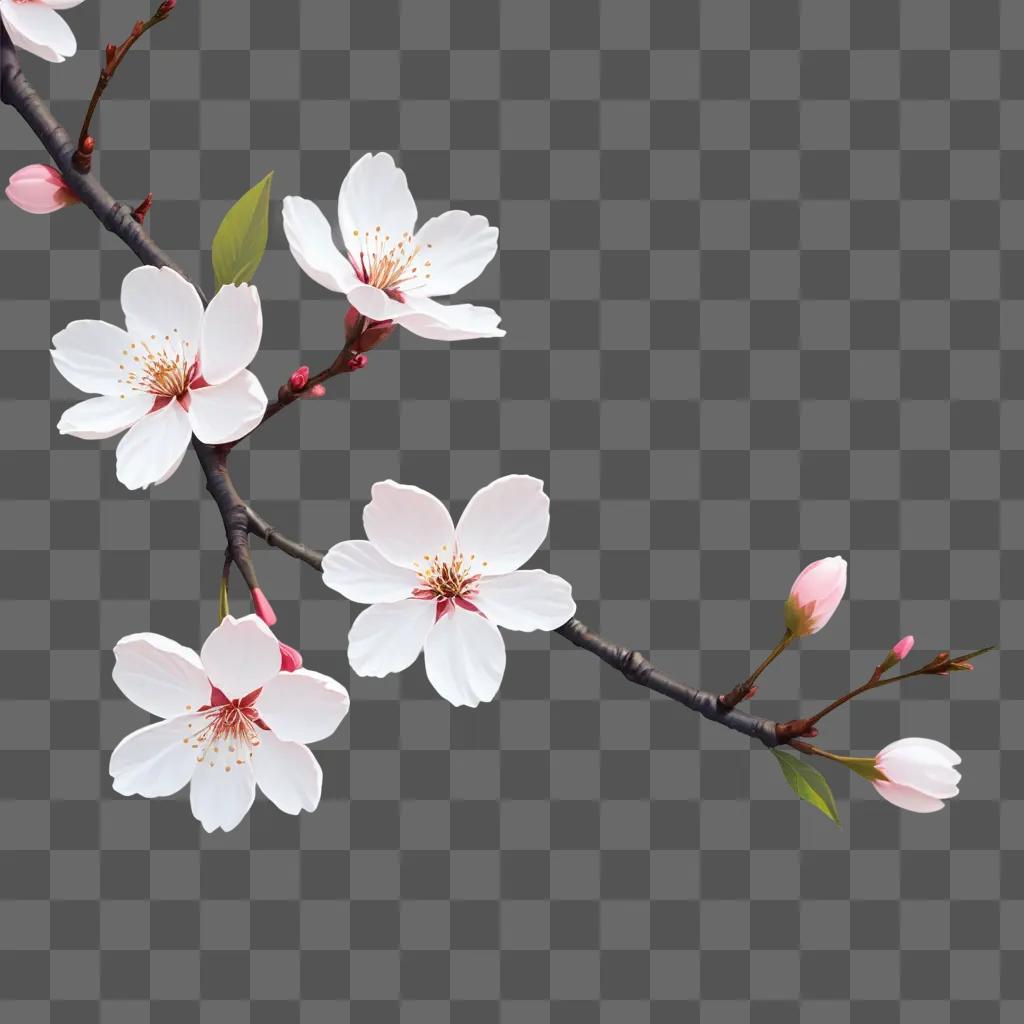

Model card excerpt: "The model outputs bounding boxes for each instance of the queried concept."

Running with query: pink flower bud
[346,354,368,371]
[783,556,847,637]
[279,642,303,672]
[5,165,79,215]
[251,587,277,626]
[871,737,961,813]
[309,384,326,398]
[891,635,915,662]
[289,365,310,390]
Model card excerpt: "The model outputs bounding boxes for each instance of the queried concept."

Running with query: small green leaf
[771,748,841,826]
[212,172,274,289]
[217,575,231,624]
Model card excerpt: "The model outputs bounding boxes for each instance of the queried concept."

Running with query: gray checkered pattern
[0,0,1018,1018]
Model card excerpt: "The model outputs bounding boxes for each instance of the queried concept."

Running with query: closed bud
[289,365,310,390]
[105,43,117,65]
[346,354,368,371]
[250,587,277,626]
[279,642,303,672]
[783,556,847,638]
[309,384,327,398]
[879,634,915,672]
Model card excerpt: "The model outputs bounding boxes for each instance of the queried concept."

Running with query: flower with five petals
[0,0,85,63]
[283,152,504,342]
[323,475,576,707]
[109,615,350,833]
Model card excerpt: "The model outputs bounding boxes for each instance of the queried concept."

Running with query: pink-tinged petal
[120,265,204,351]
[57,393,151,440]
[347,599,436,678]
[410,210,498,297]
[5,164,76,213]
[114,398,193,491]
[0,0,76,62]
[472,569,576,631]
[871,780,946,814]
[200,614,282,698]
[422,606,506,707]
[891,635,915,661]
[363,480,456,570]
[785,555,847,636]
[282,196,359,294]
[257,669,350,745]
[51,319,133,396]
[455,475,550,576]
[39,1,88,10]
[252,732,322,815]
[322,539,420,604]
[9,164,65,186]
[338,152,418,256]
[189,756,256,833]
[112,633,209,719]
[109,713,204,799]
[393,296,505,341]
[187,369,267,445]
[877,737,960,766]
[199,283,263,385]
[346,283,410,323]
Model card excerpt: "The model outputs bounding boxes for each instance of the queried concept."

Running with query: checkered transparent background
[1,0,1020,1019]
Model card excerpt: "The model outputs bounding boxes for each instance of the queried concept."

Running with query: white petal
[257,669,350,745]
[39,1,88,10]
[363,480,456,570]
[109,714,203,799]
[51,320,133,396]
[338,153,418,256]
[455,475,550,576]
[199,283,263,385]
[187,370,267,445]
[411,210,498,297]
[423,607,506,708]
[393,296,505,342]
[877,750,961,799]
[322,540,420,604]
[877,737,961,766]
[282,196,359,294]
[57,393,151,440]
[112,633,210,719]
[189,757,256,833]
[200,614,282,698]
[114,399,193,491]
[872,781,947,814]
[346,283,411,323]
[472,570,576,632]
[120,266,204,350]
[252,732,322,816]
[1,0,75,62]
[347,599,436,678]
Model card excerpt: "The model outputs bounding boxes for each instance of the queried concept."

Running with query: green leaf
[771,748,841,826]
[217,575,230,624]
[212,172,274,289]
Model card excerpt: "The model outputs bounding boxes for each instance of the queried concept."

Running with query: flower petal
[347,599,436,678]
[200,614,282,698]
[120,266,204,351]
[455,475,550,576]
[257,669,350,745]
[187,370,267,445]
[322,539,420,604]
[393,296,505,342]
[877,737,961,766]
[39,1,88,9]
[338,153,418,256]
[871,780,947,814]
[877,750,961,799]
[252,732,322,815]
[363,480,456,570]
[199,283,263,385]
[1,0,76,62]
[472,570,576,631]
[112,633,210,719]
[51,320,133,396]
[109,714,203,799]
[423,607,506,707]
[57,393,152,440]
[346,283,411,323]
[189,757,256,833]
[282,196,359,294]
[115,398,193,491]
[411,210,498,297]
[5,168,70,213]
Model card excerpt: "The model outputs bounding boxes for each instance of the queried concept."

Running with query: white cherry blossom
[52,266,268,490]
[109,615,350,833]
[872,737,962,813]
[0,0,85,64]
[282,152,504,342]
[323,475,576,707]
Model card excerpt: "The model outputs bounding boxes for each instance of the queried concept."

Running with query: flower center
[182,688,265,773]
[349,227,433,293]
[118,331,197,400]
[412,547,486,618]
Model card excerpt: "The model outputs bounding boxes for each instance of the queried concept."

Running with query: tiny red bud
[105,43,117,64]
[309,384,327,398]
[133,20,145,34]
[131,192,153,225]
[279,642,302,672]
[251,587,277,626]
[81,136,95,155]
[289,365,310,390]
[346,354,368,371]
[158,0,177,14]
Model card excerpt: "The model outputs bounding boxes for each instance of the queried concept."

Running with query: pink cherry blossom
[0,0,85,64]
[784,556,847,637]
[872,737,961,813]
[5,163,78,213]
